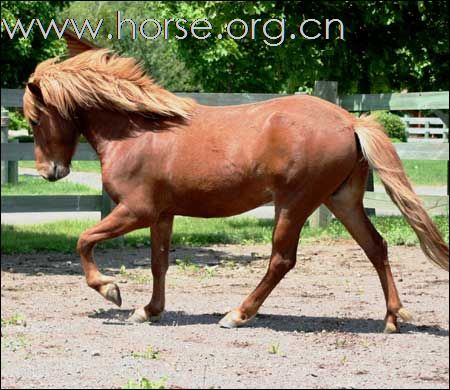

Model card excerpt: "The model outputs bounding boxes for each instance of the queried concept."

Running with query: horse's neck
[82,110,133,161]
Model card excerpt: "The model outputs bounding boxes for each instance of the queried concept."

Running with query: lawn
[375,160,447,187]
[1,215,448,254]
[1,175,98,195]
[19,160,101,173]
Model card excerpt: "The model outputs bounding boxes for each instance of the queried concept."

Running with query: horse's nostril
[53,164,70,180]
[50,162,57,178]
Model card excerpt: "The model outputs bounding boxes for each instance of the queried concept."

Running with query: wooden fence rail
[401,117,449,141]
[2,88,449,111]
[1,85,449,227]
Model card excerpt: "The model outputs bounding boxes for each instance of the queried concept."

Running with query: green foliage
[156,1,448,93]
[373,111,407,141]
[63,1,200,91]
[1,1,69,87]
[3,1,448,92]
[7,111,30,131]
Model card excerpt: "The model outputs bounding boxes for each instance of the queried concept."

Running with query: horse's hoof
[397,307,413,322]
[384,322,399,334]
[129,308,148,323]
[129,308,163,324]
[104,283,122,307]
[219,310,254,328]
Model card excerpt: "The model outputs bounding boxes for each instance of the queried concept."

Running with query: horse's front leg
[130,215,174,323]
[77,203,148,306]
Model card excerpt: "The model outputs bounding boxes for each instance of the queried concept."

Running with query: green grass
[131,346,160,360]
[1,215,448,254]
[1,335,29,352]
[268,342,281,355]
[19,160,101,173]
[123,377,167,389]
[1,175,99,195]
[375,160,447,186]
[1,313,26,327]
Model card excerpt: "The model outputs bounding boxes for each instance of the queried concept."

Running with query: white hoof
[219,310,255,328]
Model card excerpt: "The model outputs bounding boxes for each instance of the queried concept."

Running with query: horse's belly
[170,181,273,218]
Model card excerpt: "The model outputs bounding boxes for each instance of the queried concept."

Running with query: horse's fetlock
[86,278,101,290]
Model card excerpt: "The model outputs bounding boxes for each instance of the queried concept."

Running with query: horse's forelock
[23,85,46,123]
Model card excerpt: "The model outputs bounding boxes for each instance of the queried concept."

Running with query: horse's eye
[30,119,39,126]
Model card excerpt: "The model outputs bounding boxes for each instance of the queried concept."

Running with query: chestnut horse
[23,50,448,333]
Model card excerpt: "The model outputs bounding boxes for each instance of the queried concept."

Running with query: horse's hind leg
[77,203,148,306]
[325,161,412,333]
[219,204,307,328]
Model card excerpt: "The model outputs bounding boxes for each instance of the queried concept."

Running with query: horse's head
[23,81,80,181]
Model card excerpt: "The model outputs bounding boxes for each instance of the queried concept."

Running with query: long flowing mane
[24,49,196,122]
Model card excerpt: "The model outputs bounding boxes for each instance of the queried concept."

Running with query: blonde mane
[24,49,196,122]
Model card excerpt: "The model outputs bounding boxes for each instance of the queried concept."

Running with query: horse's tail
[354,115,449,271]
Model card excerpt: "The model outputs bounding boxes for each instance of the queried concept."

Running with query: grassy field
[19,161,101,173]
[19,160,446,187]
[375,160,447,186]
[2,215,448,254]
[1,175,99,195]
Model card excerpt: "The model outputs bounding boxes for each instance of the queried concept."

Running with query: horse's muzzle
[40,162,70,182]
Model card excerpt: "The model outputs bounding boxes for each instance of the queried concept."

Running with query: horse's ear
[27,81,44,103]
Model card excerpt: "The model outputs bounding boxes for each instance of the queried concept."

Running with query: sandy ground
[1,241,449,389]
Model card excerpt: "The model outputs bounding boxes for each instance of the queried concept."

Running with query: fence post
[7,139,19,184]
[424,120,430,139]
[1,108,9,185]
[309,81,337,229]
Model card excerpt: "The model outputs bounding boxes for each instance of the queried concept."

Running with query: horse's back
[190,94,358,179]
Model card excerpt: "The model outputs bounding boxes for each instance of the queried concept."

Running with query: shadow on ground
[1,245,266,276]
[88,308,449,337]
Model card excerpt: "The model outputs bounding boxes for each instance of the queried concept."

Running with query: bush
[372,111,407,142]
[8,111,30,132]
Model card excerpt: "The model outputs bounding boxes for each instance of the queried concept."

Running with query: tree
[62,1,200,91]
[156,1,449,93]
[1,1,69,87]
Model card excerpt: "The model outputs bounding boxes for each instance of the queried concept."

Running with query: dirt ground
[1,241,449,389]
